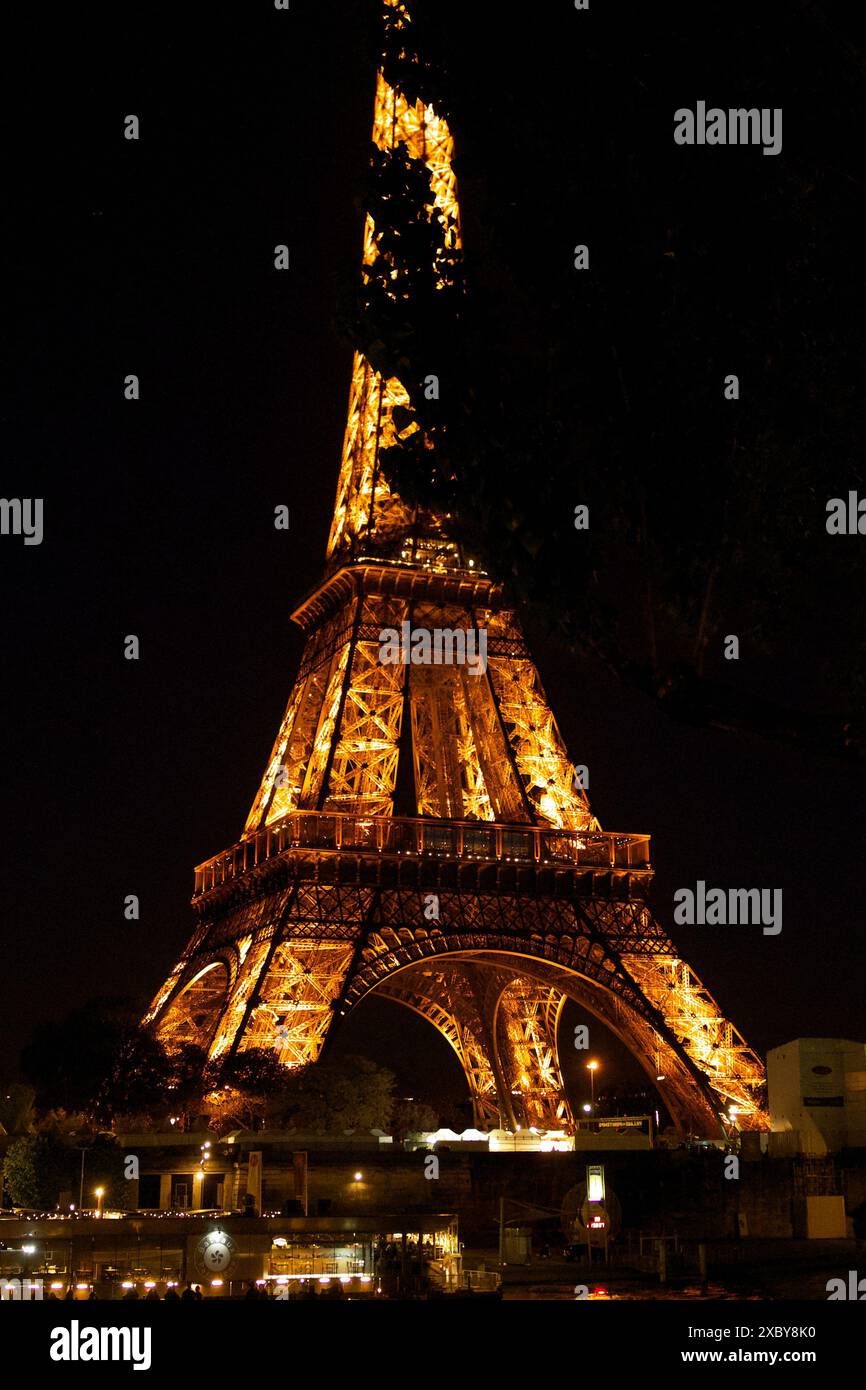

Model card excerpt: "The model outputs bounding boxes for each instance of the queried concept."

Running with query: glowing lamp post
[586,1060,599,1110]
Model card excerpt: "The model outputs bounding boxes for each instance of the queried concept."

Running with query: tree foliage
[200,1048,291,1131]
[17,1000,422,1139]
[195,1050,399,1134]
[19,998,175,1121]
[2,1133,77,1209]
[391,1096,439,1138]
[274,1055,396,1133]
[0,1083,36,1136]
[345,0,866,760]
[2,1131,130,1211]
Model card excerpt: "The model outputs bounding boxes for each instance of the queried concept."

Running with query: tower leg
[493,980,572,1131]
[375,964,505,1129]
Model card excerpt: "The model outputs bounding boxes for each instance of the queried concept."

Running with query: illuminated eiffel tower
[146,0,767,1138]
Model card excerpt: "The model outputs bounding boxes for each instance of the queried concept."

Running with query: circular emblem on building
[194,1230,236,1277]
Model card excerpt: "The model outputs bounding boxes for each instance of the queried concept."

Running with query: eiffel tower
[146,0,767,1139]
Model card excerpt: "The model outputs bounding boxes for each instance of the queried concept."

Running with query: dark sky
[3,1,864,1111]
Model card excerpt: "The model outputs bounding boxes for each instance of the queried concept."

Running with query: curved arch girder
[346,936,735,1137]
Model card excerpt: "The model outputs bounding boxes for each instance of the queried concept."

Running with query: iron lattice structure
[146,1,767,1137]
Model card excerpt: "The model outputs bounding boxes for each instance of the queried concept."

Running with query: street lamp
[586,1061,599,1109]
[94,1187,105,1219]
[77,1147,89,1210]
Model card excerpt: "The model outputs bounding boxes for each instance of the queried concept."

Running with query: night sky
[3,1,864,1115]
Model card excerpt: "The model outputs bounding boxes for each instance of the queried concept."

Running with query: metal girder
[493,980,572,1131]
[243,941,357,1069]
[145,0,769,1141]
[623,954,766,1122]
[149,877,767,1134]
[374,965,502,1129]
[241,589,603,837]
[327,18,461,570]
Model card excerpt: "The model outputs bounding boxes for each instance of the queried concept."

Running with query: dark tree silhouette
[19,998,174,1121]
[0,1083,36,1135]
[2,1133,77,1209]
[272,1055,397,1134]
[345,0,866,761]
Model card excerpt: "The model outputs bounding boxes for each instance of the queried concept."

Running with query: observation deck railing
[193,810,651,898]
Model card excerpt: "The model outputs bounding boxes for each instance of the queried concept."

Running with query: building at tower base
[767,1038,866,1154]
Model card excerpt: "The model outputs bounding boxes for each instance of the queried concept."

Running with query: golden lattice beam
[145,0,768,1141]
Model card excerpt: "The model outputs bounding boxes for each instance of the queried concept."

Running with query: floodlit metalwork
[497,981,571,1131]
[146,1,768,1138]
[327,1,461,571]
